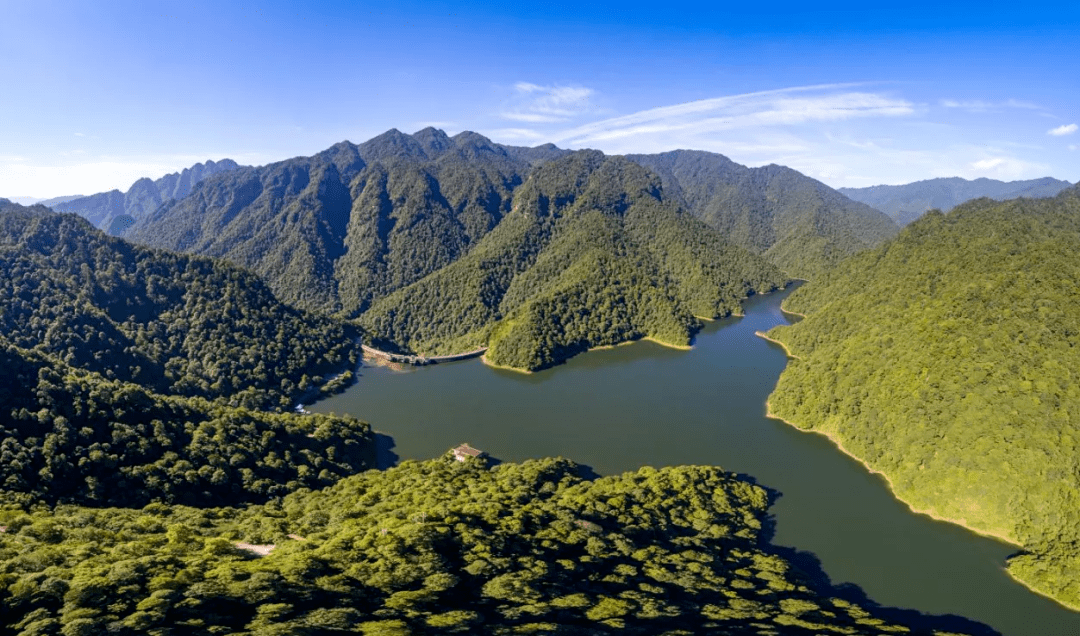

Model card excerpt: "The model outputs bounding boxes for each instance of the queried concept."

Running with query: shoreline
[753,330,800,359]
[761,397,1019,547]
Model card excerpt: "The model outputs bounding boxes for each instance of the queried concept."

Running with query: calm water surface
[313,286,1080,635]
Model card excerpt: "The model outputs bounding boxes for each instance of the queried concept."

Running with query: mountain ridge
[839,175,1073,226]
[51,158,245,234]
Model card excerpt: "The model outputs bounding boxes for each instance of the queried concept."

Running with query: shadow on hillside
[373,433,399,470]
[742,474,1002,636]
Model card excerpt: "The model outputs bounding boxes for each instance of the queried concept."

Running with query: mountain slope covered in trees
[0,456,981,635]
[361,151,786,370]
[129,131,788,370]
[840,176,1073,226]
[626,150,899,279]
[0,201,375,506]
[0,201,359,409]
[764,185,1080,610]
[129,129,532,313]
[52,158,242,234]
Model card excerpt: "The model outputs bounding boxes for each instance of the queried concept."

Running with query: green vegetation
[359,152,786,370]
[0,335,371,507]
[0,457,975,635]
[765,185,1080,609]
[129,131,787,371]
[839,176,1073,226]
[627,150,899,279]
[0,201,374,507]
[0,202,360,410]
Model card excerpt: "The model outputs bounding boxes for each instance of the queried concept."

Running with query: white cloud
[1048,123,1078,136]
[487,128,546,142]
[551,85,914,147]
[500,83,599,123]
[1069,145,1078,151]
[941,99,1039,112]
[968,154,1044,179]
[73,132,85,137]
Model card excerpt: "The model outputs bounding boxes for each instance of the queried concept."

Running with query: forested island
[764,185,1080,610]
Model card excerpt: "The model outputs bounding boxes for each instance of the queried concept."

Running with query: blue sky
[2,0,1077,199]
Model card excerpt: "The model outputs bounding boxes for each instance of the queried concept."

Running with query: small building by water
[451,443,486,462]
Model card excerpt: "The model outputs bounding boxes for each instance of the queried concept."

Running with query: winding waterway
[312,285,1080,635]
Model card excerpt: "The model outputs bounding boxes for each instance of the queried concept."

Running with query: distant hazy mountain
[0,195,85,206]
[52,158,243,233]
[129,129,787,369]
[839,176,1073,226]
[626,150,899,279]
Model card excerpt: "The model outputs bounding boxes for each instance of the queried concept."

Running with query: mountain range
[628,150,899,279]
[123,128,898,369]
[50,158,244,234]
[840,176,1073,226]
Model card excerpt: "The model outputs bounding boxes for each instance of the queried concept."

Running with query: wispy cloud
[1048,123,1078,136]
[488,127,546,142]
[941,99,1039,112]
[500,83,599,123]
[551,85,914,147]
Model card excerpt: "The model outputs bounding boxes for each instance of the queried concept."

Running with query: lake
[312,285,1080,635]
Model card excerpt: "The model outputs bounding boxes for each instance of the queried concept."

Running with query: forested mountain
[626,150,899,279]
[764,184,1080,610]
[51,158,242,234]
[0,456,980,635]
[840,176,1073,226]
[0,334,372,507]
[361,151,786,370]
[0,201,360,410]
[129,129,531,313]
[129,130,787,370]
[0,201,375,506]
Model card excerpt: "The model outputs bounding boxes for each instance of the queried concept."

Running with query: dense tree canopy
[0,335,372,507]
[765,185,1080,609]
[0,457,976,635]
[0,201,374,507]
[626,150,899,279]
[0,202,360,410]
[359,152,786,370]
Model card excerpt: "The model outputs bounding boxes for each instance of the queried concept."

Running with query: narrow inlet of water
[312,286,1080,635]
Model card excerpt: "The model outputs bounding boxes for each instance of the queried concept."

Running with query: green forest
[0,201,374,507]
[765,186,1080,610]
[0,456,975,636]
[360,152,787,370]
[123,129,899,370]
[626,151,899,279]
[0,202,360,410]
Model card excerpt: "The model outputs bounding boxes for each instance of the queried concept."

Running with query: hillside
[129,131,787,370]
[626,150,899,279]
[0,334,373,507]
[840,176,1073,226]
[361,151,787,370]
[0,201,375,506]
[0,201,360,410]
[130,129,530,313]
[0,456,980,635]
[52,158,243,233]
[764,184,1080,609]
